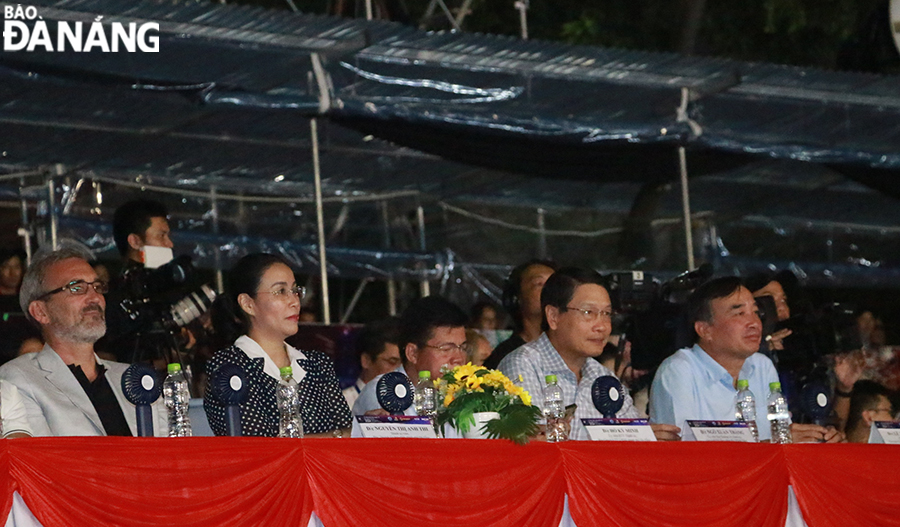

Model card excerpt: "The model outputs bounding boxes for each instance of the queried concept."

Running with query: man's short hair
[540,267,607,332]
[686,276,744,327]
[19,243,93,324]
[356,318,400,362]
[846,380,891,433]
[397,296,467,363]
[113,199,169,257]
[501,259,558,332]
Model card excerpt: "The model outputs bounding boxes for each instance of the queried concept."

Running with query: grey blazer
[0,345,167,437]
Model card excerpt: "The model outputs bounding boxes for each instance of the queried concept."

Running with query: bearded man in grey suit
[0,244,166,436]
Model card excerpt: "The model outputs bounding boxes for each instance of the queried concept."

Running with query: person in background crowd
[470,301,500,331]
[0,249,24,309]
[465,329,492,367]
[342,318,401,409]
[350,296,468,437]
[0,248,39,365]
[650,276,843,443]
[845,380,895,443]
[484,260,557,370]
[0,244,165,436]
[204,253,351,437]
[499,267,679,441]
[104,199,179,363]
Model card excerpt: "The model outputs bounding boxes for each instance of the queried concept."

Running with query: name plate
[868,421,900,444]
[581,418,656,441]
[683,420,755,442]
[356,415,437,438]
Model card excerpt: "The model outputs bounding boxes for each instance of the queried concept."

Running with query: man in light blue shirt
[499,267,680,441]
[650,276,842,443]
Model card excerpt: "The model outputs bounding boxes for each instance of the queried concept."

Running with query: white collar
[235,335,307,383]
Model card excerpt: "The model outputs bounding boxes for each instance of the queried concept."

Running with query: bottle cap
[167,363,181,374]
[545,374,557,384]
[418,371,431,380]
[736,379,749,390]
[280,366,293,378]
[769,381,782,391]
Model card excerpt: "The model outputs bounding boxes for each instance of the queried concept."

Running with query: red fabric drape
[0,442,13,522]
[305,438,566,527]
[562,442,789,527]
[8,437,312,527]
[785,444,900,527]
[4,438,900,526]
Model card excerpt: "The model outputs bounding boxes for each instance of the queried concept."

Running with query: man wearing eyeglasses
[0,245,166,436]
[498,267,681,441]
[649,276,843,443]
[350,296,468,437]
[845,380,895,443]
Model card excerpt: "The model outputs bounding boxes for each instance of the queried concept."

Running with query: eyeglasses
[422,343,468,354]
[563,306,615,323]
[257,284,306,300]
[38,279,108,300]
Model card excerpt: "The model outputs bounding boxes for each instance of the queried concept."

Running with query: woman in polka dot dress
[204,253,352,437]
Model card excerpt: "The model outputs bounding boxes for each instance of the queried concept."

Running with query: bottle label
[683,420,756,442]
[356,415,438,439]
[869,421,900,444]
[581,418,656,442]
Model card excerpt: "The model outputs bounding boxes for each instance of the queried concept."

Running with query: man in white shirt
[342,318,401,409]
[351,296,467,437]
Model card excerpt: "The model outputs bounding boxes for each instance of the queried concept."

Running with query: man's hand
[650,423,681,441]
[834,352,864,393]
[765,328,792,351]
[364,408,389,417]
[790,423,844,443]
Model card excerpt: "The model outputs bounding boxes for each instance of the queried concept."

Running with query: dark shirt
[484,333,527,370]
[204,344,352,437]
[68,363,132,436]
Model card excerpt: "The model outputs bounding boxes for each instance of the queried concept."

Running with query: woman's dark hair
[212,253,293,344]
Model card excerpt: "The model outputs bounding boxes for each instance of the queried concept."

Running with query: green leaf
[483,404,542,445]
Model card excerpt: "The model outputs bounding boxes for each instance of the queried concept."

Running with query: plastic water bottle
[543,374,567,442]
[733,379,759,442]
[413,371,437,418]
[766,381,793,444]
[277,366,303,438]
[162,363,192,437]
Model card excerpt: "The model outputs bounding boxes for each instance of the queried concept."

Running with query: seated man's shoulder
[655,347,698,378]
[352,372,391,414]
[0,351,42,378]
[497,341,540,369]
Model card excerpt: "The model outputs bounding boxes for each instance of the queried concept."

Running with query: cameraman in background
[102,199,207,367]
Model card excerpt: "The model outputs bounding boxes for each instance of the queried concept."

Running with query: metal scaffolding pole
[381,200,397,316]
[678,146,695,271]
[311,118,331,324]
[416,204,430,297]
[210,186,224,294]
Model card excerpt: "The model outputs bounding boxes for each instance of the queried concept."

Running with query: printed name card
[682,420,755,442]
[868,421,900,444]
[582,418,656,441]
[356,415,437,439]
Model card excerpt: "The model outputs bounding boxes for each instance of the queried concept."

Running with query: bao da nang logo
[3,5,159,52]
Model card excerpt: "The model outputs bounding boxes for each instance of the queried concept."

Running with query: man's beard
[50,304,106,344]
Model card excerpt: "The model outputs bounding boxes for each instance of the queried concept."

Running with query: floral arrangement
[435,363,541,444]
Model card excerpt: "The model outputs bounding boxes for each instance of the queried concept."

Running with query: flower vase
[462,411,500,439]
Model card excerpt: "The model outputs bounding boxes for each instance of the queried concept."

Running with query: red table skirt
[0,438,894,527]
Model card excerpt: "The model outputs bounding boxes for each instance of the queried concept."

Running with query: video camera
[118,254,216,332]
[606,264,713,371]
[106,250,216,364]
